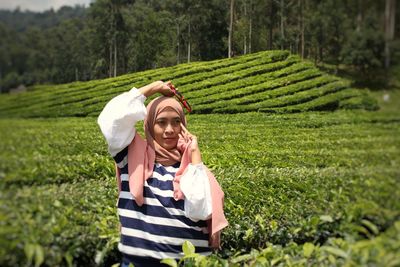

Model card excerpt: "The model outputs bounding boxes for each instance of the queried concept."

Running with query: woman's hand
[153,81,175,97]
[139,81,175,97]
[179,123,202,164]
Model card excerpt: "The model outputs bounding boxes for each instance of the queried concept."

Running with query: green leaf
[182,253,198,260]
[322,246,348,258]
[328,254,336,264]
[270,220,278,231]
[53,200,62,207]
[24,243,35,265]
[303,242,314,258]
[95,249,105,265]
[361,219,379,235]
[34,244,44,267]
[64,252,73,267]
[320,215,333,223]
[231,253,253,263]
[244,228,253,240]
[256,256,268,264]
[310,216,320,226]
[182,241,195,256]
[160,258,177,267]
[271,256,282,266]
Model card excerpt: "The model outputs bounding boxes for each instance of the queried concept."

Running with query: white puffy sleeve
[97,87,147,157]
[180,163,212,221]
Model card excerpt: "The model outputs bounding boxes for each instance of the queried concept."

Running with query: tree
[266,0,277,50]
[228,0,234,57]
[384,0,396,68]
[87,0,114,78]
[340,12,385,73]
[187,0,227,60]
[122,0,175,71]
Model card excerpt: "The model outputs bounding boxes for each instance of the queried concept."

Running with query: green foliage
[0,108,399,266]
[341,27,385,72]
[0,50,377,118]
[0,0,394,91]
[164,221,400,266]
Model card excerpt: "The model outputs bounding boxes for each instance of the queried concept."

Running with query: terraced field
[0,50,398,266]
[1,110,399,266]
[0,50,377,118]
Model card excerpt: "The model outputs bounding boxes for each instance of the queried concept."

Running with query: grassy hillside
[0,50,377,118]
[0,51,398,266]
[0,109,399,266]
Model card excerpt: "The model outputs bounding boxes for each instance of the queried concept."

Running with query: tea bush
[0,50,376,118]
[0,110,399,266]
[0,49,396,266]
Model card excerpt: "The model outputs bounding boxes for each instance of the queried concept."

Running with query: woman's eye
[157,120,166,126]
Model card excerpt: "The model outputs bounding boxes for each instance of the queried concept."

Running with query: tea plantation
[0,50,399,266]
[0,50,377,118]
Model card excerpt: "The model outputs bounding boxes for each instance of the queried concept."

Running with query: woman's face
[153,107,182,150]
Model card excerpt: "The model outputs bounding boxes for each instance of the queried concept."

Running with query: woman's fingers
[179,131,189,143]
[179,133,186,143]
[180,123,189,134]
[180,123,199,148]
[180,123,186,131]
[180,124,192,142]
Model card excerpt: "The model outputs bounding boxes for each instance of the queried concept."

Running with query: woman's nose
[165,123,174,133]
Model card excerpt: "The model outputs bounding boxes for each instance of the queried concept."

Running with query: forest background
[0,0,399,93]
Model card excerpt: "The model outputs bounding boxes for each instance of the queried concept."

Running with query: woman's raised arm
[98,81,173,157]
[138,80,174,97]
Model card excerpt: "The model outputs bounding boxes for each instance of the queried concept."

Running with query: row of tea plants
[0,50,376,118]
[1,110,399,266]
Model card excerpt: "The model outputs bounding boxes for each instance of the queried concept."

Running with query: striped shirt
[114,146,212,263]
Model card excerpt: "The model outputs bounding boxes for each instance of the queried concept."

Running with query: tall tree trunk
[267,0,273,50]
[280,0,285,50]
[299,0,305,58]
[114,33,117,77]
[385,0,396,69]
[177,22,180,64]
[244,36,247,54]
[356,0,362,32]
[228,0,234,58]
[319,40,323,62]
[109,3,114,78]
[314,45,318,64]
[244,0,247,54]
[109,41,113,78]
[187,19,191,63]
[249,14,252,53]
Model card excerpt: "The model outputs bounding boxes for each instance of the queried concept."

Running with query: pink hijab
[144,96,187,166]
[116,96,228,248]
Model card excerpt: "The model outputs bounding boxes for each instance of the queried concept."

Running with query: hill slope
[1,110,399,266]
[0,50,378,118]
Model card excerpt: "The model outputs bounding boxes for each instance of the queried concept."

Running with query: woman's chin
[162,140,178,150]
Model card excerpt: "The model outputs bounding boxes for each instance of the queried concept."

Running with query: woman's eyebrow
[156,116,180,121]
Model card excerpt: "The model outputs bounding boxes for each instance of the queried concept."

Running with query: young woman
[98,81,228,267]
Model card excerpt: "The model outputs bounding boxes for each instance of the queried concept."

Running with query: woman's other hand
[153,81,175,97]
[179,123,202,164]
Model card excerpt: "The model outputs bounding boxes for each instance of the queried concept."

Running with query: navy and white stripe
[114,148,211,261]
